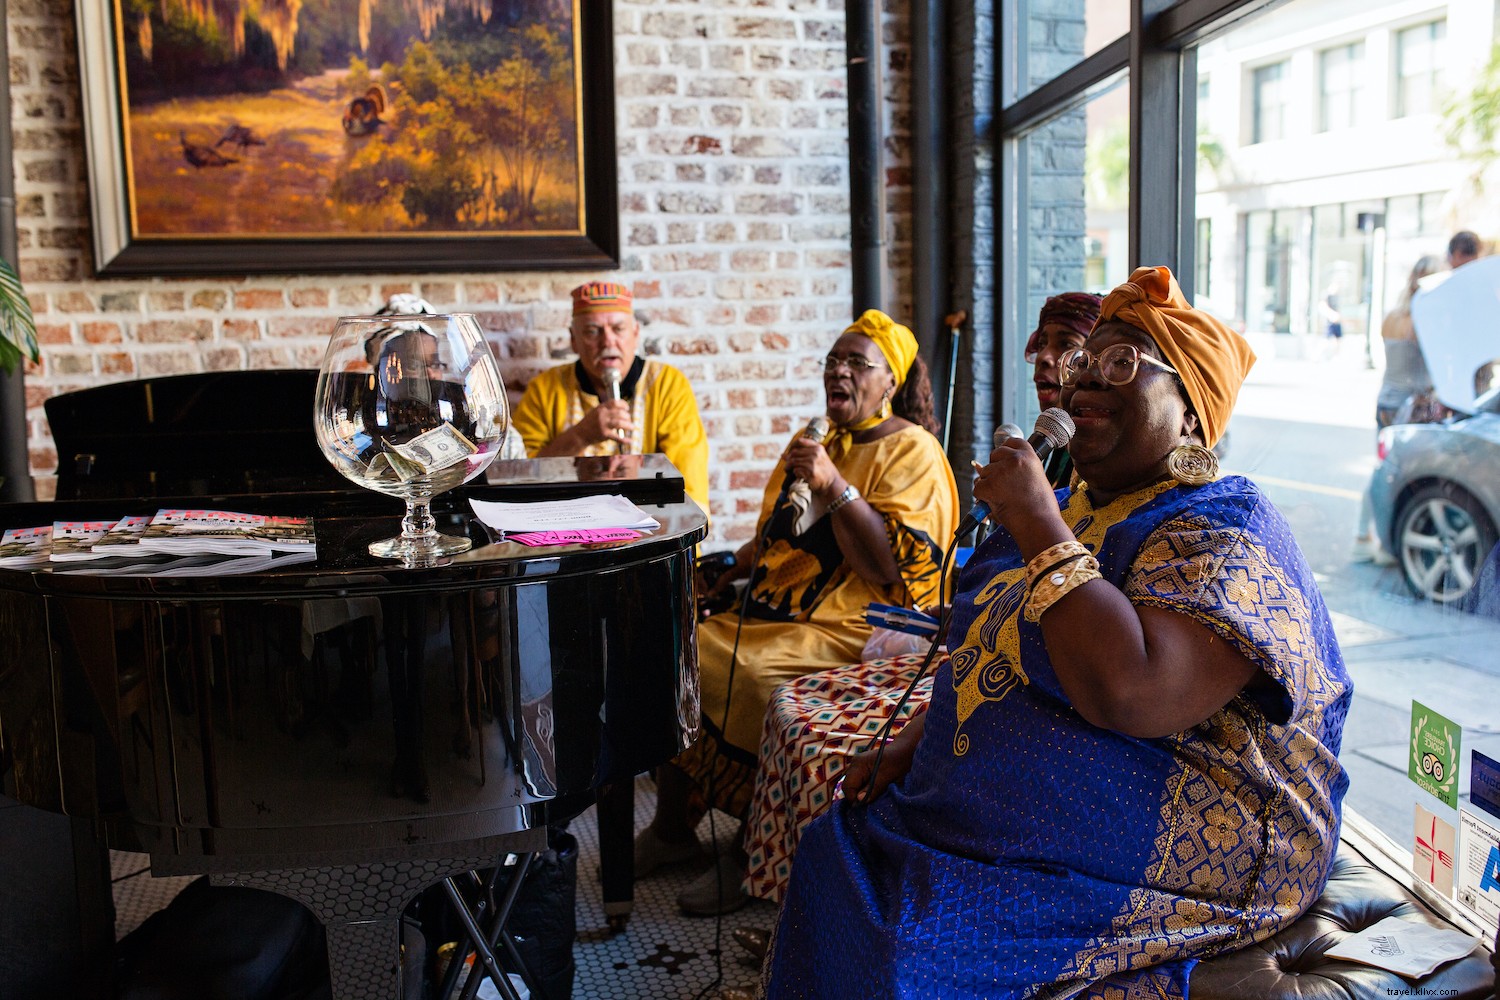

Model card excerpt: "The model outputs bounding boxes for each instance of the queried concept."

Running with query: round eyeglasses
[823,353,887,375]
[1059,344,1179,387]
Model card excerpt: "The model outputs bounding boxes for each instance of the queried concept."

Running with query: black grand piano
[0,373,705,999]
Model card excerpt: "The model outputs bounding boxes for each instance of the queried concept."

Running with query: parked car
[1369,386,1500,605]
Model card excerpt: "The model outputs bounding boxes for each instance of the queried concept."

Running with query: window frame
[993,0,1275,430]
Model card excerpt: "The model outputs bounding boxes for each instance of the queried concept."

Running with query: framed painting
[75,0,617,277]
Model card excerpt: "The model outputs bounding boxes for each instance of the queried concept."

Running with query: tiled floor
[111,776,776,999]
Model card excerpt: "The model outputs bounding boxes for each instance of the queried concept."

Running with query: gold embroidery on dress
[949,480,1175,756]
[1051,508,1350,993]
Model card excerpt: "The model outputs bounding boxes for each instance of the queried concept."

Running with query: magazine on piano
[137,509,317,556]
[0,525,52,568]
[50,520,119,561]
[90,515,152,554]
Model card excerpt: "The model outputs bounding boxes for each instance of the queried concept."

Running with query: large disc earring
[1166,442,1219,485]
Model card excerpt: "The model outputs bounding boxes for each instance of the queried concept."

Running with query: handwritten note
[507,528,642,547]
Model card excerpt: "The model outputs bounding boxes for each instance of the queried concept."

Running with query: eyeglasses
[1059,344,1180,386]
[823,353,888,375]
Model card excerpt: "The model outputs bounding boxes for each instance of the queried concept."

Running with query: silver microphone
[601,367,626,453]
[782,415,831,498]
[601,366,623,402]
[993,423,1025,448]
[958,408,1076,535]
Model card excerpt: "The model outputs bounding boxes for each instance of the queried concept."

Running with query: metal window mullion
[1131,0,1187,272]
[996,36,1129,138]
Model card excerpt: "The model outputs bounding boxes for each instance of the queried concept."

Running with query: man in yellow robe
[510,282,710,512]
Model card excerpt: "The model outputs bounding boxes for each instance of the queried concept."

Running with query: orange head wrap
[1097,266,1255,449]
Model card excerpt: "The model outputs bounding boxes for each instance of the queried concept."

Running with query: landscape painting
[77,0,618,275]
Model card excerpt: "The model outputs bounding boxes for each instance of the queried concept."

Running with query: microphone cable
[691,435,808,1000]
[856,532,961,804]
[692,412,835,997]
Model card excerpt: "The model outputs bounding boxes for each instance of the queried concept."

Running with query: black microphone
[956,407,1076,537]
[779,415,831,498]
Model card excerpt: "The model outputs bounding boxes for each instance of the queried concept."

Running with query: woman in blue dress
[762,266,1352,1000]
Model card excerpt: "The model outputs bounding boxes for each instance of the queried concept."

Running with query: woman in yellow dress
[640,309,960,915]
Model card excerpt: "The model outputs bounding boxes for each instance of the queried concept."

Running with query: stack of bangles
[1023,539,1102,622]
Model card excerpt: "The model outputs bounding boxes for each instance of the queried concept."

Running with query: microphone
[993,423,1024,448]
[780,415,831,499]
[957,407,1077,537]
[601,367,626,454]
[601,365,623,402]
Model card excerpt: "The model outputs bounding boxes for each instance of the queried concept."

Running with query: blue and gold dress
[764,475,1351,999]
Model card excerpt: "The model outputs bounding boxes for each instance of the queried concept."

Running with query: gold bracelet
[1025,540,1090,586]
[1024,553,1101,622]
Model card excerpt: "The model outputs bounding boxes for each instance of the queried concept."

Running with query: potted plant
[0,256,38,375]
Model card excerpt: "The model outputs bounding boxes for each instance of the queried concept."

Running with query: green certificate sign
[1410,701,1462,808]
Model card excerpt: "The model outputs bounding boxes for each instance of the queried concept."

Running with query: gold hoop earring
[1166,442,1219,485]
[878,392,892,419]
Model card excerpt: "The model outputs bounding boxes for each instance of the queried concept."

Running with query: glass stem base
[368,498,472,560]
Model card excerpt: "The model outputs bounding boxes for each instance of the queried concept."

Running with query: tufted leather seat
[1193,812,1496,1000]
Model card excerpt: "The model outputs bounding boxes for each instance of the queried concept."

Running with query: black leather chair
[44,370,346,500]
[1192,811,1495,1000]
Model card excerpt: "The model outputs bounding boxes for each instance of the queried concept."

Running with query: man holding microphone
[510,281,710,512]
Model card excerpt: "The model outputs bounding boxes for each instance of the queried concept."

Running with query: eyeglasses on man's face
[1059,344,1180,387]
[823,353,888,375]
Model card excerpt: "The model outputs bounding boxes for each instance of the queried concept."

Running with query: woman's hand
[971,437,1067,550]
[783,437,841,498]
[839,713,925,804]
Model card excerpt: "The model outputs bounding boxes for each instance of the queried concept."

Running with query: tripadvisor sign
[1410,701,1462,809]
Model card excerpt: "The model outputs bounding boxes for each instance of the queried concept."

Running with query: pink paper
[507,528,642,547]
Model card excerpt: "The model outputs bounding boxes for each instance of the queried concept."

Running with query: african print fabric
[744,653,940,902]
[677,425,958,818]
[764,475,1351,999]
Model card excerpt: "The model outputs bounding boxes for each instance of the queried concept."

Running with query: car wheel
[1394,484,1499,605]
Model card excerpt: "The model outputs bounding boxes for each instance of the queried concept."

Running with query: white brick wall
[7,0,911,545]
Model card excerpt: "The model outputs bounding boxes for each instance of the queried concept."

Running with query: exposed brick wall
[6,0,913,546]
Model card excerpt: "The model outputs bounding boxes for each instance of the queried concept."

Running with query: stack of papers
[469,495,660,535]
[0,525,53,568]
[137,509,316,556]
[0,510,317,573]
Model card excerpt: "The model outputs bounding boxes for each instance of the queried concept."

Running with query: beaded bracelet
[1024,540,1090,586]
[1024,553,1101,622]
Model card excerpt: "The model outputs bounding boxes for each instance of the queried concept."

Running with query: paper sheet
[469,495,660,533]
[1323,915,1477,978]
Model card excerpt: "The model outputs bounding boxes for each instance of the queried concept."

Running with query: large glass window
[1252,61,1289,143]
[1395,19,1448,118]
[1009,75,1130,429]
[1192,0,1499,862]
[1002,0,1500,871]
[1007,0,1130,103]
[1319,41,1365,132]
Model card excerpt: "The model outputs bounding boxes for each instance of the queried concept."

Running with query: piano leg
[210,844,541,1000]
[595,779,635,931]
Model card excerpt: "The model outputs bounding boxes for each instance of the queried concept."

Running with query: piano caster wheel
[606,913,630,934]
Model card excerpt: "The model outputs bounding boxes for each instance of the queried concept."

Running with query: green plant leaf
[0,257,39,376]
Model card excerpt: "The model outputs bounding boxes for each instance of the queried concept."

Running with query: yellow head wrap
[843,309,918,390]
[1097,266,1256,449]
